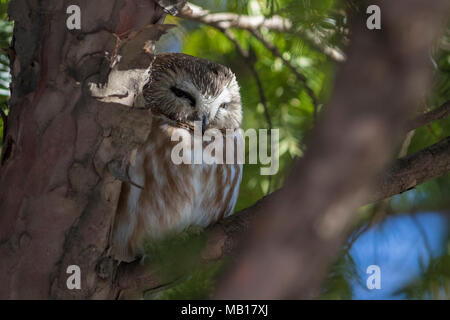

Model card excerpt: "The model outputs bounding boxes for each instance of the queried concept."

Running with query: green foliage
[396,237,450,299]
[0,0,8,20]
[151,260,227,299]
[182,0,337,208]
[392,25,450,213]
[142,226,208,280]
[388,175,450,215]
[0,0,11,148]
[320,252,358,299]
[0,0,449,300]
[142,227,228,300]
[159,0,345,297]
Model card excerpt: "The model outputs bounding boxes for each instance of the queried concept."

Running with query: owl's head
[143,53,242,132]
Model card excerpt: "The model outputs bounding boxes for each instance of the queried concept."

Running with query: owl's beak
[202,115,209,134]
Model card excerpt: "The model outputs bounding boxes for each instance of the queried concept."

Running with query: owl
[111,53,243,262]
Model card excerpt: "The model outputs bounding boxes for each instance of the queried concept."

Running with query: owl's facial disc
[143,53,242,131]
[167,80,240,133]
[167,81,209,131]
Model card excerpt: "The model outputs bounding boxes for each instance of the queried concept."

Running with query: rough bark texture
[0,0,171,299]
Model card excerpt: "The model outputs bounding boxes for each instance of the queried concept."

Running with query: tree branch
[213,0,450,299]
[115,134,450,297]
[220,28,272,130]
[0,106,7,142]
[116,0,450,299]
[178,2,345,62]
[407,101,450,132]
[369,136,450,203]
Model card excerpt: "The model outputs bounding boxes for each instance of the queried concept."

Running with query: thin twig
[345,221,371,251]
[407,101,450,132]
[250,29,319,122]
[178,2,346,62]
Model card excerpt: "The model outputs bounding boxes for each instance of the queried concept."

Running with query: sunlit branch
[178,2,346,63]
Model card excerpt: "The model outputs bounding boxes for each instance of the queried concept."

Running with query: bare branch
[407,101,450,132]
[178,2,346,62]
[369,136,450,203]
[215,135,450,258]
[179,2,292,31]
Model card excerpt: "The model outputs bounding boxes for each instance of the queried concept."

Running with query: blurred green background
[1,0,449,299]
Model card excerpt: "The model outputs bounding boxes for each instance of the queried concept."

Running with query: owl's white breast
[111,122,242,261]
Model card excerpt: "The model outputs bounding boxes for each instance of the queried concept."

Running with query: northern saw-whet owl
[111,53,243,262]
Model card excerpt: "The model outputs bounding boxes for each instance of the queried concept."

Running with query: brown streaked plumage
[111,53,243,262]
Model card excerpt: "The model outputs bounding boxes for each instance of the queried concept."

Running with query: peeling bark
[0,0,170,299]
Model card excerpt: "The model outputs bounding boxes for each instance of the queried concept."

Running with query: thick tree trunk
[0,0,171,299]
[1,0,449,300]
